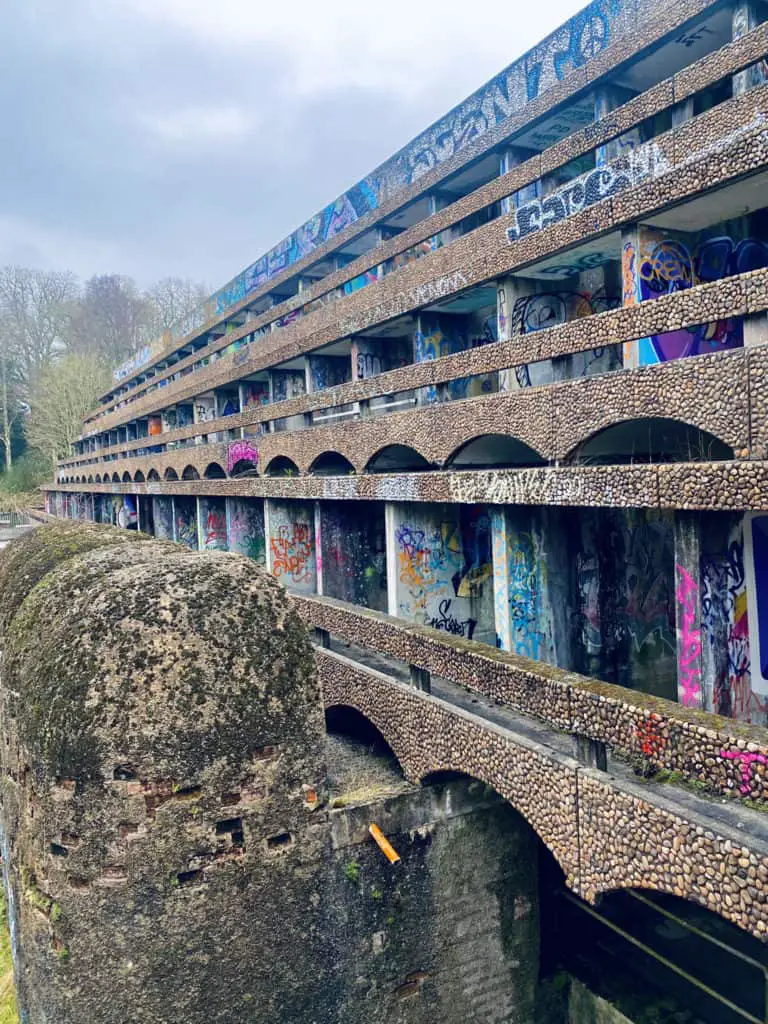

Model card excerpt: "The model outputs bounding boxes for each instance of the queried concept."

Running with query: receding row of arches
[59,418,735,485]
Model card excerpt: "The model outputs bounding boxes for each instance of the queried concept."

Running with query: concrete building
[38,1,768,1017]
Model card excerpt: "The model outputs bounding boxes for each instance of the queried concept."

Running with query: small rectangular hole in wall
[216,818,245,849]
[176,869,203,887]
[49,843,68,858]
[265,831,293,853]
[118,823,139,838]
[113,766,138,781]
[173,785,202,801]
[221,792,241,806]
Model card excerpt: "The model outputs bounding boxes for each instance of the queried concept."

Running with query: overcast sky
[1,0,586,291]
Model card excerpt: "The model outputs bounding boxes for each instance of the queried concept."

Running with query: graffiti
[271,523,313,584]
[507,531,547,661]
[242,381,269,409]
[228,501,265,562]
[632,233,768,363]
[412,270,468,307]
[175,503,198,550]
[577,553,602,655]
[427,598,477,640]
[720,749,768,795]
[356,351,384,379]
[507,144,668,243]
[202,504,227,551]
[343,269,378,296]
[510,288,620,387]
[114,343,152,384]
[702,537,752,719]
[676,564,702,707]
[415,316,498,401]
[153,498,174,541]
[634,715,666,758]
[271,369,306,403]
[227,441,260,476]
[675,24,715,47]
[309,356,349,392]
[195,400,216,424]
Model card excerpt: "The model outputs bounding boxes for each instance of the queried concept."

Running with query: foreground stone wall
[0,524,543,1024]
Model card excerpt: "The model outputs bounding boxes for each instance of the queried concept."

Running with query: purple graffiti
[676,565,702,708]
[227,441,260,476]
[720,749,768,795]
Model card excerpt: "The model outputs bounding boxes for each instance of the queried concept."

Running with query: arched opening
[445,434,545,470]
[111,473,120,483]
[121,472,131,483]
[204,462,226,479]
[164,468,178,481]
[309,452,356,476]
[147,469,160,482]
[229,459,259,479]
[365,444,431,473]
[549,885,768,1023]
[265,456,299,477]
[95,475,102,483]
[181,465,200,480]
[324,706,406,808]
[87,475,93,483]
[570,418,734,465]
[134,470,145,483]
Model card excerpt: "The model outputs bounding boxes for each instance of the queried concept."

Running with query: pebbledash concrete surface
[29,0,768,1019]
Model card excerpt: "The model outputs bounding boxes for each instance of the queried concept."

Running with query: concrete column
[671,98,694,128]
[195,497,205,552]
[744,312,768,348]
[593,85,641,167]
[733,2,766,95]
[674,513,705,710]
[491,509,512,651]
[385,503,399,617]
[263,500,273,574]
[171,497,178,544]
[314,501,323,597]
[496,276,536,391]
[620,225,642,369]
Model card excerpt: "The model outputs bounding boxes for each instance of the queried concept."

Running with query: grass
[0,892,18,1024]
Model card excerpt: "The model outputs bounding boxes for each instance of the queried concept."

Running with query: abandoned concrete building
[28,0,768,1019]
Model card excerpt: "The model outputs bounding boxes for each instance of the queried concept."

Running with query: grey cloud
[0,2,466,288]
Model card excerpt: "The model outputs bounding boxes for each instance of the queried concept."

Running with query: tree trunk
[0,348,11,472]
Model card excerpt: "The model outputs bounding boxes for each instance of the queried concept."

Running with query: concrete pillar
[499,148,538,213]
[593,85,641,167]
[491,509,513,651]
[620,225,642,369]
[674,513,705,709]
[314,501,323,597]
[671,98,694,128]
[496,276,537,390]
[744,312,768,348]
[385,503,400,617]
[733,2,766,95]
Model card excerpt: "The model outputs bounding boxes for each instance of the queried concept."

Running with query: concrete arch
[111,473,120,483]
[229,459,259,479]
[564,416,735,465]
[164,468,179,481]
[203,462,227,479]
[95,475,102,483]
[181,465,200,481]
[122,472,132,483]
[147,470,160,482]
[308,452,356,476]
[87,475,93,483]
[444,434,546,470]
[364,444,432,473]
[134,471,145,483]
[265,455,300,477]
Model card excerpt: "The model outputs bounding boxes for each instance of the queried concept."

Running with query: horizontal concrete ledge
[45,459,768,512]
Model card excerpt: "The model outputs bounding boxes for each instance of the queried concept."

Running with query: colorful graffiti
[415,315,498,402]
[203,502,227,551]
[628,233,768,364]
[676,564,702,708]
[153,498,174,541]
[507,530,547,661]
[270,523,314,585]
[720,748,768,795]
[702,536,752,719]
[227,441,259,476]
[228,500,266,563]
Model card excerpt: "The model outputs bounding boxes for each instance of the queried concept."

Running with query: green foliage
[344,861,361,883]
[0,450,52,496]
[0,891,19,1024]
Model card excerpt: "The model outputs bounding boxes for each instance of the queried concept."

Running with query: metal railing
[0,511,31,529]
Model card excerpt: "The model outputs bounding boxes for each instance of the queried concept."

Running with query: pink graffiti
[676,565,701,707]
[226,440,259,475]
[720,749,768,795]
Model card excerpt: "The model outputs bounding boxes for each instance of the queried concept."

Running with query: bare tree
[67,274,151,366]
[144,277,209,338]
[0,266,79,393]
[0,323,23,471]
[26,354,110,463]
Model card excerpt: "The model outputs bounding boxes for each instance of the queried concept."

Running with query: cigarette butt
[369,824,401,864]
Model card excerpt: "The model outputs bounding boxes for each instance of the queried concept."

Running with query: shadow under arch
[164,468,178,481]
[181,465,200,480]
[445,433,546,470]
[111,473,120,483]
[567,417,734,465]
[204,462,226,479]
[229,459,259,479]
[147,469,160,482]
[94,475,102,483]
[121,472,131,483]
[87,475,93,483]
[365,444,432,473]
[324,703,410,779]
[551,884,768,1023]
[134,470,145,483]
[265,455,299,477]
[309,451,356,476]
